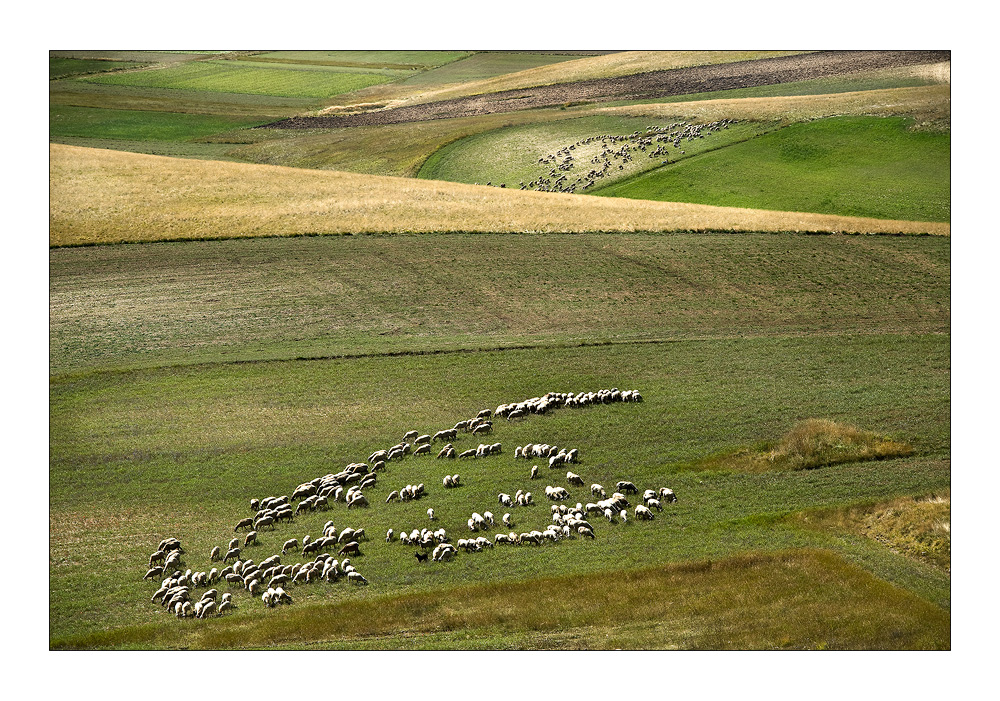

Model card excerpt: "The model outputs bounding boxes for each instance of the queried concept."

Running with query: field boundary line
[49,329,950,382]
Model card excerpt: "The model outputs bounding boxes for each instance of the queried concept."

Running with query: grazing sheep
[234,518,253,532]
[428,508,435,521]
[339,541,361,556]
[616,481,639,494]
[244,531,258,547]
[223,547,241,563]
[659,487,678,503]
[591,484,606,498]
[567,471,584,486]
[386,490,400,503]
[646,498,662,511]
[282,539,299,554]
[256,515,276,530]
[502,513,513,528]
[149,550,166,567]
[143,566,164,581]
[634,505,655,520]
[530,465,538,480]
[578,526,596,539]
[347,571,368,585]
[208,546,222,562]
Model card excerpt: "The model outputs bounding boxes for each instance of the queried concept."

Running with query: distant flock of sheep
[475,121,737,193]
[140,388,679,619]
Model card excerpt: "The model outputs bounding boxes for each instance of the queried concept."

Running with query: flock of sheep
[476,121,737,193]
[140,387,678,620]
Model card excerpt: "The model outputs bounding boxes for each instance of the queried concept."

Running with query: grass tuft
[696,419,913,472]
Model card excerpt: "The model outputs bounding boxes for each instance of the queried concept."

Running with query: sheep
[339,541,361,556]
[256,515,276,530]
[578,526,596,539]
[282,539,299,554]
[386,490,400,503]
[244,531,258,547]
[483,511,495,526]
[646,498,662,512]
[616,481,639,494]
[634,505,655,520]
[413,443,432,457]
[428,508,435,521]
[223,547,241,563]
[143,566,164,581]
[209,546,222,562]
[347,571,368,585]
[659,487,677,503]
[502,513,513,527]
[591,484,606,498]
[268,574,290,589]
[234,518,253,532]
[347,493,369,509]
[567,471,584,486]
[403,430,419,443]
[530,465,539,480]
[386,529,394,543]
[148,550,166,567]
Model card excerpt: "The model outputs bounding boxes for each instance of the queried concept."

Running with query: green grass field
[245,50,473,69]
[80,60,397,99]
[594,117,950,221]
[50,333,949,647]
[50,105,270,142]
[401,52,585,86]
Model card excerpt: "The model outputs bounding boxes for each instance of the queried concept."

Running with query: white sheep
[502,513,513,528]
[428,508,435,521]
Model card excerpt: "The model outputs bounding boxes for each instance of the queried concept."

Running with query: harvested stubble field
[50,233,949,374]
[48,49,950,652]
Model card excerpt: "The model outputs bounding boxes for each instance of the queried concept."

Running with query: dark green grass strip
[50,57,149,80]
[50,105,271,142]
[51,549,949,650]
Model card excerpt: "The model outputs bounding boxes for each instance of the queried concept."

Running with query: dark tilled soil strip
[263,50,949,130]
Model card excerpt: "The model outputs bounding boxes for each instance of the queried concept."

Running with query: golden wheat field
[50,144,948,246]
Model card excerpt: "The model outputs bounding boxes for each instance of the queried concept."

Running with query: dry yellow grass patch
[697,419,914,473]
[596,84,951,125]
[50,144,949,246]
[794,491,950,571]
[323,51,810,110]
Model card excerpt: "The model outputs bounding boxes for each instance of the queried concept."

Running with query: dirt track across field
[263,50,949,130]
